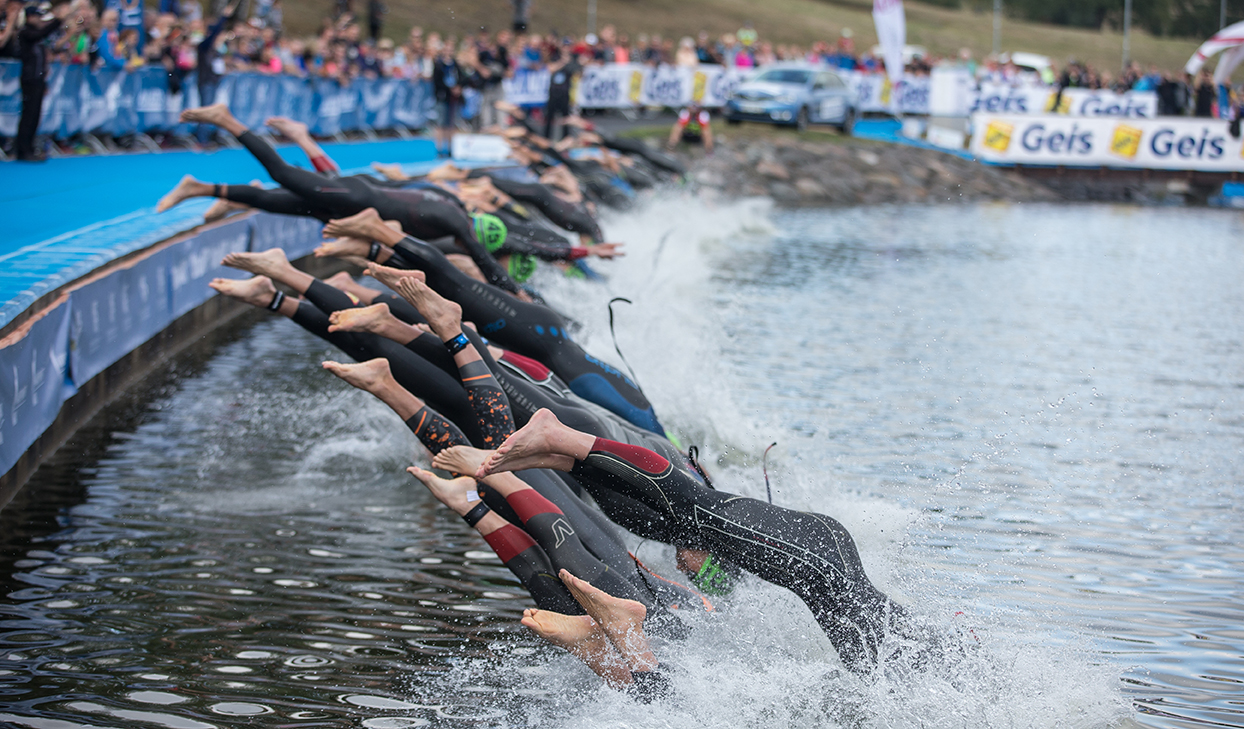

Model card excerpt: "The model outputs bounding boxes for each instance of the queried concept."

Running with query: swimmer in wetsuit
[157,103,523,297]
[473,409,938,676]
[320,208,667,437]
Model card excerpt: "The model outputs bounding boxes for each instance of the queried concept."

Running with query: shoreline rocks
[685,136,1060,206]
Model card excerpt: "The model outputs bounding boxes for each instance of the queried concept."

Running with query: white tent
[1185,20,1244,84]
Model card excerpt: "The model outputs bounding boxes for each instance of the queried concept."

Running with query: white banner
[573,64,742,109]
[845,71,929,114]
[970,113,1244,171]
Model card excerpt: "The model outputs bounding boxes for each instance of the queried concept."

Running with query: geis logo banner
[970,113,1244,171]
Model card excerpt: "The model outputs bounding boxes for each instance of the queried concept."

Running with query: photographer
[16,0,86,161]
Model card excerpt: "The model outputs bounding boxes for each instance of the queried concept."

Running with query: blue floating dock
[0,137,440,329]
[0,136,445,486]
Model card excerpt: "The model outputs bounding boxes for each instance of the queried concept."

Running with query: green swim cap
[692,553,735,596]
[508,253,538,283]
[473,213,509,252]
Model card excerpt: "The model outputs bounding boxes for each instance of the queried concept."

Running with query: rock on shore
[686,136,1059,205]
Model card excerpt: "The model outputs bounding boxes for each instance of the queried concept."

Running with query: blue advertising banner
[248,212,323,260]
[168,217,252,319]
[0,300,72,475]
[68,247,174,388]
[0,60,432,141]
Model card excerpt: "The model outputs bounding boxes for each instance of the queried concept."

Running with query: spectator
[674,36,697,67]
[96,9,126,68]
[1195,69,1215,117]
[112,0,143,52]
[544,37,580,140]
[694,30,716,64]
[430,38,461,155]
[476,29,509,128]
[0,0,23,58]
[17,0,85,161]
[367,0,383,43]
[195,1,237,142]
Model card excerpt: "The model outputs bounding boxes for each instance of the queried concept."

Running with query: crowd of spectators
[0,0,1235,158]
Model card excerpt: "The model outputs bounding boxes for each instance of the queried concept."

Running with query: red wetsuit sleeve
[499,350,552,380]
[590,438,671,475]
[505,489,564,524]
[568,246,590,260]
[310,154,340,174]
[483,523,539,563]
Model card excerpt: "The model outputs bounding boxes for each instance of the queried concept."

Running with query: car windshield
[752,69,812,85]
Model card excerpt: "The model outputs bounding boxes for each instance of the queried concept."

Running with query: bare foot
[445,253,486,283]
[157,175,212,212]
[221,247,292,278]
[323,207,386,239]
[476,409,584,479]
[203,198,248,222]
[431,444,491,476]
[406,466,478,515]
[208,275,276,308]
[327,303,390,334]
[367,263,425,292]
[321,358,392,394]
[393,277,462,338]
[265,116,309,140]
[589,243,626,259]
[315,237,372,260]
[372,162,408,181]
[179,102,232,126]
[560,570,656,671]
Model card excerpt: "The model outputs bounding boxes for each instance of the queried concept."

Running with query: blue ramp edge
[0,137,441,330]
[851,118,977,161]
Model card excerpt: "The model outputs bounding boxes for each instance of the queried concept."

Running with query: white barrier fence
[970,113,1244,171]
[502,63,1159,119]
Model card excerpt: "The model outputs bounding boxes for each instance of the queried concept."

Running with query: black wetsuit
[595,131,687,176]
[280,282,702,618]
[382,234,665,436]
[477,175,605,241]
[568,437,926,674]
[227,130,522,295]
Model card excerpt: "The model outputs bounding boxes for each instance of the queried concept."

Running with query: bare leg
[266,116,329,165]
[322,272,381,304]
[180,103,248,137]
[476,409,593,478]
[221,248,316,294]
[560,570,657,672]
[157,175,216,212]
[321,359,423,420]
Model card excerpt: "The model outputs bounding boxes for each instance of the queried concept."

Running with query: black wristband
[266,290,285,311]
[462,501,490,527]
[444,333,470,355]
[368,241,382,262]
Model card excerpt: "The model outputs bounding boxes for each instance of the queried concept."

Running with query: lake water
[2,198,1242,728]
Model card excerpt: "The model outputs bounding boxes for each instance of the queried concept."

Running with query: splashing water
[4,195,1243,728]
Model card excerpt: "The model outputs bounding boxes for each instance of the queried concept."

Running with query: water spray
[607,297,644,393]
[763,442,777,504]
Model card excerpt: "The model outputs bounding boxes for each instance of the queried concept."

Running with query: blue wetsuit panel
[568,373,664,435]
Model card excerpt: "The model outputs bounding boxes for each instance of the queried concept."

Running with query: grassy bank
[283,0,1203,73]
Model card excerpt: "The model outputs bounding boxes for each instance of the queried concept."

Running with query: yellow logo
[692,71,707,103]
[1045,91,1070,114]
[629,70,644,103]
[983,120,1013,152]
[1110,124,1142,158]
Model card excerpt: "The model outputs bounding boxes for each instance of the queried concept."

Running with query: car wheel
[838,108,855,136]
[726,116,741,126]
[796,107,809,132]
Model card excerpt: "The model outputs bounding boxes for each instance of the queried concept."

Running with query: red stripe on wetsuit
[483,524,538,563]
[590,438,670,474]
[500,350,552,381]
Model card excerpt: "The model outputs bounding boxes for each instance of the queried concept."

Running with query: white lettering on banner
[971,113,1244,171]
[503,69,551,106]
